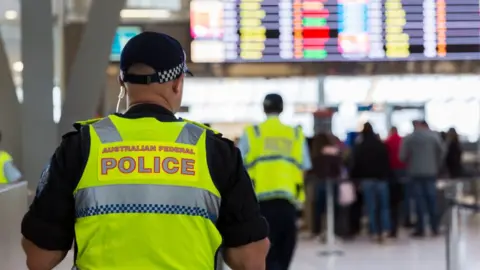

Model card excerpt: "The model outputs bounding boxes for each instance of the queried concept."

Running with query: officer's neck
[127,96,174,113]
[266,114,280,119]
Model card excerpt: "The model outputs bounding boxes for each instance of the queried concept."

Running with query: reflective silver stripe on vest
[75,184,221,222]
[176,123,204,145]
[92,117,122,143]
[92,118,203,146]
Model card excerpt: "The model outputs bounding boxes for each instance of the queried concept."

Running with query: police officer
[0,131,22,184]
[238,94,312,270]
[21,32,269,270]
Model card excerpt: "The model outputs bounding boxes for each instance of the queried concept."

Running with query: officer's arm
[208,136,269,269]
[22,238,67,270]
[21,131,84,270]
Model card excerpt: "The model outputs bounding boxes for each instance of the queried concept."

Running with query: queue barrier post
[318,179,343,257]
[446,180,463,270]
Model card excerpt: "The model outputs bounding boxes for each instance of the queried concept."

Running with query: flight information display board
[189,0,480,63]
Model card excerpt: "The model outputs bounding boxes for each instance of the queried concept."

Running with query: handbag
[338,181,356,206]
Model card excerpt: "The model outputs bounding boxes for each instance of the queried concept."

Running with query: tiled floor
[55,226,480,270]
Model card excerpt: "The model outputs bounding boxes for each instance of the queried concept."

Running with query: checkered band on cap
[157,62,185,83]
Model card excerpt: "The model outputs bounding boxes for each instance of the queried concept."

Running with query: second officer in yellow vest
[21,32,269,270]
[0,131,22,184]
[238,93,312,270]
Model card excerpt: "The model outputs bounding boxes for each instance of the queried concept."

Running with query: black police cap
[120,31,193,85]
[263,93,284,112]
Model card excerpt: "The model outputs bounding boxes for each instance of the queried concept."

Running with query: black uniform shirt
[21,104,268,252]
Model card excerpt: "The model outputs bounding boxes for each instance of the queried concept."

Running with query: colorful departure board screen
[110,26,142,61]
[189,0,480,62]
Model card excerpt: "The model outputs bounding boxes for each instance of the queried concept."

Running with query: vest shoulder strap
[181,118,222,136]
[73,117,104,131]
[252,125,261,137]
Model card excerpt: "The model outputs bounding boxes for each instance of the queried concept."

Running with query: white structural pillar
[0,34,21,163]
[59,0,126,135]
[21,0,57,191]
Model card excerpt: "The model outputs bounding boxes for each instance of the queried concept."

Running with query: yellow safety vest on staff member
[21,31,269,270]
[238,100,312,205]
[238,93,311,270]
[0,131,22,184]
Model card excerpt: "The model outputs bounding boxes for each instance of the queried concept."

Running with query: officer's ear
[172,74,184,94]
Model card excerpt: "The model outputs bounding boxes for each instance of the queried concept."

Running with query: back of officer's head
[263,93,283,115]
[119,32,192,113]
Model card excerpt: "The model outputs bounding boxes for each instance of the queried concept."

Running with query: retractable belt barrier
[318,178,346,257]
[441,177,480,270]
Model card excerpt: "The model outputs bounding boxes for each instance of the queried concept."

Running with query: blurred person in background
[400,120,444,237]
[234,137,240,147]
[440,131,447,142]
[309,133,342,239]
[238,93,311,270]
[445,128,463,178]
[0,131,22,184]
[385,127,409,236]
[421,120,430,129]
[351,123,392,242]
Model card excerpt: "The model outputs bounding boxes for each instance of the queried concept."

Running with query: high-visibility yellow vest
[73,115,222,270]
[0,151,13,184]
[244,117,304,203]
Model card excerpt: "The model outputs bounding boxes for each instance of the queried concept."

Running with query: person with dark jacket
[445,128,463,178]
[310,133,342,237]
[351,123,392,242]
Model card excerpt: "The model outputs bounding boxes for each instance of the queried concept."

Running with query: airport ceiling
[0,0,189,75]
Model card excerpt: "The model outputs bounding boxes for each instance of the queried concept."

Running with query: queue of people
[304,120,463,244]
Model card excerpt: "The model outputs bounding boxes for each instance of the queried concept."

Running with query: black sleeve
[206,134,269,248]
[21,131,87,250]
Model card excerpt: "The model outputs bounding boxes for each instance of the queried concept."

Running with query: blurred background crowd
[237,120,466,244]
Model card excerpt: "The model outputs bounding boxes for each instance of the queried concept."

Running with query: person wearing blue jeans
[399,120,444,236]
[362,180,391,241]
[350,122,392,242]
[411,176,439,236]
